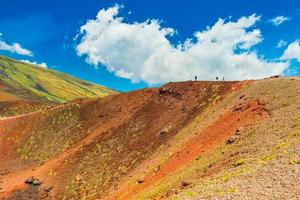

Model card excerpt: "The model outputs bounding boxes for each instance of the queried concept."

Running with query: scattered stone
[232,159,245,167]
[239,94,246,99]
[0,169,10,176]
[159,125,172,137]
[75,174,82,182]
[233,106,242,112]
[226,137,235,145]
[32,179,42,185]
[137,179,144,184]
[154,166,161,172]
[25,177,34,184]
[98,113,105,118]
[268,75,282,79]
[226,133,240,145]
[40,186,53,199]
[43,186,53,192]
[25,176,42,185]
[159,87,181,97]
[165,190,173,198]
[181,181,192,188]
[160,130,167,136]
[165,189,178,197]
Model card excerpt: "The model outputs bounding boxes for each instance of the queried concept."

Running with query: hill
[0,55,117,103]
[0,77,299,199]
[0,55,117,117]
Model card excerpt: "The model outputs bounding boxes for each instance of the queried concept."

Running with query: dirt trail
[0,110,42,121]
[0,101,69,122]
[112,100,268,199]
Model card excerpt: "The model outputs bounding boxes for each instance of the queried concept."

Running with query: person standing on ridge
[195,75,197,81]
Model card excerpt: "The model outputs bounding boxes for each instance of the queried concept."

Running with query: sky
[0,0,300,91]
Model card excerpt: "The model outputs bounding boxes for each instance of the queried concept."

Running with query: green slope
[0,55,118,103]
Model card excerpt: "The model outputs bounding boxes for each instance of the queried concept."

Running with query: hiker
[195,75,197,81]
[216,76,219,81]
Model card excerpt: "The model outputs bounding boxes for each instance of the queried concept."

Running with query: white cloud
[0,33,32,56]
[76,5,288,84]
[276,40,287,48]
[281,40,300,62]
[268,16,290,26]
[19,59,47,68]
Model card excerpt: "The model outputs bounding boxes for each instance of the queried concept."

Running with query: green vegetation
[259,114,300,166]
[63,118,147,199]
[16,103,84,162]
[220,167,253,182]
[0,55,117,103]
[0,101,49,117]
[231,159,246,167]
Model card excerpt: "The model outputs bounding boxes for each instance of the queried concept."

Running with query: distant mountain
[0,55,117,103]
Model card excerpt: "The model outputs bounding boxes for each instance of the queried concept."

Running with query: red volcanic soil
[0,90,155,198]
[111,100,268,199]
[0,80,259,200]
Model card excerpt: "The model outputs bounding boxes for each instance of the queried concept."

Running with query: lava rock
[25,176,42,185]
[226,137,235,145]
[137,179,144,184]
[181,181,192,187]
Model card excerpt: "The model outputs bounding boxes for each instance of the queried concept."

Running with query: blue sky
[0,0,300,91]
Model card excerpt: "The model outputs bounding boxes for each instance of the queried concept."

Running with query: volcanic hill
[0,55,117,117]
[0,57,299,199]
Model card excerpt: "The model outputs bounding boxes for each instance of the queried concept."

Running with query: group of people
[194,76,225,81]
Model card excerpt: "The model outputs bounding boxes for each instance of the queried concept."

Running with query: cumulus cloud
[276,40,287,48]
[0,33,33,56]
[268,16,290,26]
[19,59,47,68]
[281,40,300,62]
[76,5,288,84]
